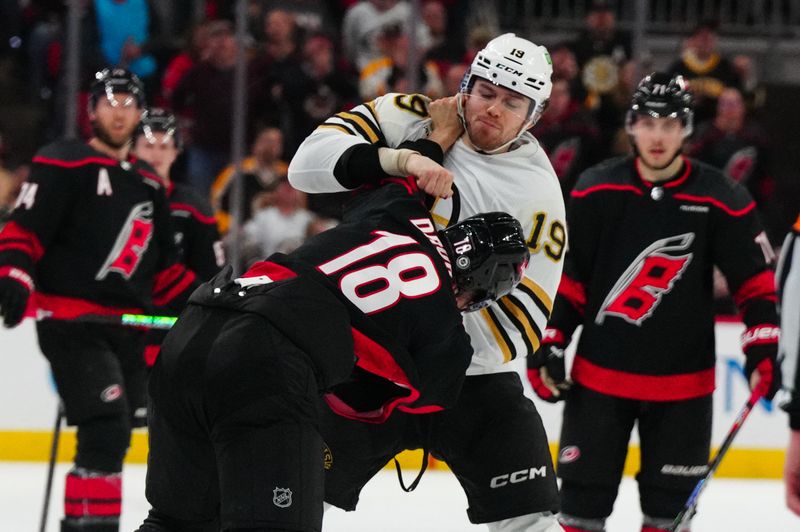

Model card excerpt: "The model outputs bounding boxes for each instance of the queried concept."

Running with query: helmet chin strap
[456,93,533,155]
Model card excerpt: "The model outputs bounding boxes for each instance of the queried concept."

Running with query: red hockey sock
[64,468,122,521]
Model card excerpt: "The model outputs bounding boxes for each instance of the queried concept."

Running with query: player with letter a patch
[0,69,196,532]
[526,72,781,532]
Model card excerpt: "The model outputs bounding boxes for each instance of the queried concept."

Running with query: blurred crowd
[0,0,792,269]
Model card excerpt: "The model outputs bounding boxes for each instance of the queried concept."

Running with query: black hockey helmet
[89,68,146,110]
[625,72,694,136]
[135,107,182,150]
[439,212,530,313]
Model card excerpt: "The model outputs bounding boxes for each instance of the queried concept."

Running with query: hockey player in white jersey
[289,34,565,532]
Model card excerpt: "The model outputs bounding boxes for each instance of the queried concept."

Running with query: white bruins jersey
[289,93,566,374]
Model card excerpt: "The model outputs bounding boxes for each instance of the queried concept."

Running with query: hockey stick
[42,313,179,330]
[668,388,762,531]
[39,402,64,532]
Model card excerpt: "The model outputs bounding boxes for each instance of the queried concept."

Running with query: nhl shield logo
[273,487,292,508]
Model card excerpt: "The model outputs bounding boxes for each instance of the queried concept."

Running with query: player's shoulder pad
[171,183,214,217]
[684,158,756,214]
[33,139,95,162]
[131,158,166,189]
[572,155,633,194]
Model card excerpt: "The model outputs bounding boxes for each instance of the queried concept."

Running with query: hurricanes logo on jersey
[96,202,154,280]
[595,233,694,326]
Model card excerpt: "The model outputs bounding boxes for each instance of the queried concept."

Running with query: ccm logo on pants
[489,466,547,488]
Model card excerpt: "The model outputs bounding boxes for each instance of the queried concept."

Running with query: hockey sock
[62,467,121,531]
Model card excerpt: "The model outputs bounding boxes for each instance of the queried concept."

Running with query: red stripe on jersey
[571,355,715,401]
[673,193,756,217]
[153,263,186,294]
[32,155,119,168]
[542,327,567,344]
[170,202,217,224]
[732,270,777,309]
[558,274,587,314]
[242,261,298,281]
[136,168,165,187]
[0,221,45,262]
[571,184,644,198]
[152,266,196,306]
[380,176,419,195]
[325,328,420,424]
[636,156,692,189]
[397,404,444,414]
[32,293,142,319]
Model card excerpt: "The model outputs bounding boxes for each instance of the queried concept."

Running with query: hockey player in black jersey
[132,107,224,366]
[136,177,529,532]
[0,68,197,532]
[528,73,782,532]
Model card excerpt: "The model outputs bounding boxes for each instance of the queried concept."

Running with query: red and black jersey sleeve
[169,184,223,282]
[145,168,198,311]
[547,165,609,342]
[0,142,79,291]
[711,178,779,361]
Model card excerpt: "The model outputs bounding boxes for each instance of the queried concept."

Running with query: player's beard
[92,121,133,150]
[635,143,683,172]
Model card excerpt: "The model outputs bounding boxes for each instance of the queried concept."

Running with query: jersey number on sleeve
[318,231,441,314]
[527,212,566,262]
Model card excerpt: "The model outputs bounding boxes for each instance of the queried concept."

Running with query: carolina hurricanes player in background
[529,72,781,532]
[0,68,196,532]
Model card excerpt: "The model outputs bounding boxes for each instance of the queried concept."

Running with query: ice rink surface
[2,462,797,531]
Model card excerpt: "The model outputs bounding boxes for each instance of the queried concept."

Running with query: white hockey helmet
[460,33,553,125]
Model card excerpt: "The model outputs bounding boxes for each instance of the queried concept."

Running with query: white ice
[2,462,797,531]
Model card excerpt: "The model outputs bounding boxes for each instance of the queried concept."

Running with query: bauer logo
[661,464,708,476]
[100,384,123,403]
[273,487,292,508]
[489,466,547,488]
[558,445,580,464]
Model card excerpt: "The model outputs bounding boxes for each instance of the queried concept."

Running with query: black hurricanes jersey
[230,179,472,422]
[549,155,779,401]
[0,140,195,319]
[167,182,223,282]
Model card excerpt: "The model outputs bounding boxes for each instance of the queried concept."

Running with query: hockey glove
[744,351,782,401]
[527,330,572,403]
[0,268,32,327]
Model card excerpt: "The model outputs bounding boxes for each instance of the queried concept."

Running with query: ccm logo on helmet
[496,63,524,77]
[489,466,547,488]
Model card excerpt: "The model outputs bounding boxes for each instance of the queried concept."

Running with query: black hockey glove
[527,329,572,403]
[0,271,31,328]
[744,346,782,401]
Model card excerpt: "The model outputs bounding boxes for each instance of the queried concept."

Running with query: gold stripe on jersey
[520,277,553,317]
[316,123,354,135]
[336,111,380,143]
[481,307,516,362]
[497,295,542,355]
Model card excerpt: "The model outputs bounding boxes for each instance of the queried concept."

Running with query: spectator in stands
[160,21,212,107]
[172,19,240,196]
[420,0,464,73]
[570,0,632,107]
[550,41,587,103]
[341,0,411,70]
[282,32,359,156]
[667,19,742,124]
[81,0,161,89]
[443,62,467,95]
[249,8,304,139]
[211,126,289,235]
[535,76,601,198]
[687,87,780,241]
[358,23,443,100]
[241,176,318,266]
